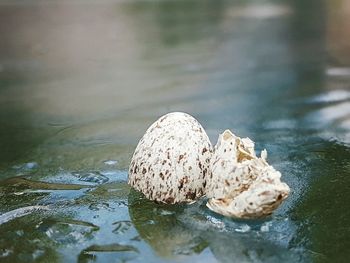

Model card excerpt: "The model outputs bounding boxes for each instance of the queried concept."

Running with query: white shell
[206,130,290,218]
[128,112,212,204]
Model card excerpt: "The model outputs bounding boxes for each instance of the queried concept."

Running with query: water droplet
[260,222,271,232]
[234,224,251,233]
[103,160,118,166]
[159,210,174,216]
[205,215,225,229]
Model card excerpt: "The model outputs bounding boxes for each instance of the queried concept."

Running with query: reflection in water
[208,233,301,263]
[128,190,303,262]
[0,215,60,263]
[128,189,205,258]
[78,243,139,263]
[0,0,350,262]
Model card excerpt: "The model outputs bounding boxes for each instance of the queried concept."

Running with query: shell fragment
[206,130,290,218]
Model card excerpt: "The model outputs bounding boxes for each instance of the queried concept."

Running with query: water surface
[1,0,350,262]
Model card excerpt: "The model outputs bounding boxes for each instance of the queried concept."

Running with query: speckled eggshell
[206,129,290,218]
[206,130,259,199]
[206,165,290,218]
[128,112,212,204]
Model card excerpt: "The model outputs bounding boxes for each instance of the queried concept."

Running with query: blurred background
[0,0,350,262]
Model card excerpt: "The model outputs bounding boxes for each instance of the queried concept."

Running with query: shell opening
[206,129,290,219]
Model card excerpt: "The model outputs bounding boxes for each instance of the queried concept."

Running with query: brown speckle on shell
[128,113,290,218]
[128,112,212,204]
[206,129,290,218]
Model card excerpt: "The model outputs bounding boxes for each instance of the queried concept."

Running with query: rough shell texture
[206,130,290,218]
[128,112,212,204]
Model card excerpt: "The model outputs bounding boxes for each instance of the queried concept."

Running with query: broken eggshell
[128,112,212,204]
[206,130,290,218]
[128,114,290,219]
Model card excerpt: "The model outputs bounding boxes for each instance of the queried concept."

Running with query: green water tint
[291,141,350,262]
[1,0,350,262]
[0,177,90,191]
[128,190,208,257]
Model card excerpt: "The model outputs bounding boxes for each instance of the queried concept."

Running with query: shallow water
[1,0,350,262]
